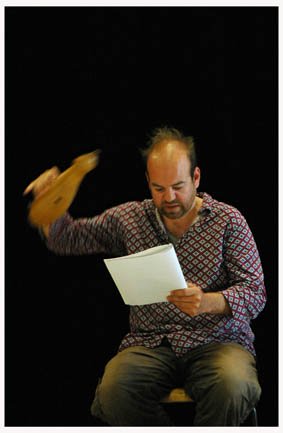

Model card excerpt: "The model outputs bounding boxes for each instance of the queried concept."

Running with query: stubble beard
[159,194,196,220]
[159,202,187,219]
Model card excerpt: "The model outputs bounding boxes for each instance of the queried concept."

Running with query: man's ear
[194,167,201,188]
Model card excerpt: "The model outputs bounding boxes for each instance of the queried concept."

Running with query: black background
[5,6,278,426]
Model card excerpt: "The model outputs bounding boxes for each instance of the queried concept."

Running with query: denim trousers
[90,342,261,426]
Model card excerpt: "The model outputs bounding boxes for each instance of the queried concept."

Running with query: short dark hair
[141,126,197,178]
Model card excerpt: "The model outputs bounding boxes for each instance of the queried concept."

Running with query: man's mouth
[164,203,180,209]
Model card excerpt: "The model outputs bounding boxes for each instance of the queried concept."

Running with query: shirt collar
[197,192,213,214]
[155,207,167,233]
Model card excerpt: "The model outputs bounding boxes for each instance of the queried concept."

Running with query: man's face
[146,141,200,220]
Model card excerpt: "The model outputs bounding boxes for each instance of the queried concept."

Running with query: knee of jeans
[91,377,130,424]
[216,369,261,404]
[98,380,117,408]
[98,374,134,413]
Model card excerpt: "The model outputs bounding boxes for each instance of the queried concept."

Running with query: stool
[161,387,258,426]
[161,387,193,403]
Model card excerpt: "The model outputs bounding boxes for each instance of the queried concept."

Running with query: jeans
[90,342,261,426]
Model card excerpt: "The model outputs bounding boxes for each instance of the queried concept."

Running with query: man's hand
[23,166,60,198]
[167,281,232,317]
[23,166,60,237]
[167,282,205,316]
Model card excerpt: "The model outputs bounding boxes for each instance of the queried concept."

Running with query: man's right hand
[23,166,61,198]
[23,166,61,237]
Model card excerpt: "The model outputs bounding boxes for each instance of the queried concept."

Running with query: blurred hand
[23,166,60,198]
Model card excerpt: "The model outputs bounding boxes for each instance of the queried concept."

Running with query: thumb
[23,180,35,196]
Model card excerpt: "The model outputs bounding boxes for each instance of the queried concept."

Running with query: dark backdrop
[5,6,278,426]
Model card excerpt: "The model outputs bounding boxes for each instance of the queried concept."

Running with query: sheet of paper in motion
[104,244,187,305]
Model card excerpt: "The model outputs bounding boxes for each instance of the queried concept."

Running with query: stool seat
[161,387,193,403]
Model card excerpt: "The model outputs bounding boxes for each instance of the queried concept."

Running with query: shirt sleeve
[221,211,266,321]
[45,206,126,256]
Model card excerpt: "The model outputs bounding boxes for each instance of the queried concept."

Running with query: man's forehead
[147,156,192,185]
[148,147,190,170]
[150,139,187,156]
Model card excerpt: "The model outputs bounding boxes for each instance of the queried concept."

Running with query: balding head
[147,139,189,172]
[142,127,197,179]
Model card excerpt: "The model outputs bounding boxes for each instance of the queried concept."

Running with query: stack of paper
[104,244,186,305]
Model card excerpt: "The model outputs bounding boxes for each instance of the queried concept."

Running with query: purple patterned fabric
[47,192,266,357]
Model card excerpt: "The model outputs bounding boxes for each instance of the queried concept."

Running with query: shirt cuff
[222,287,247,322]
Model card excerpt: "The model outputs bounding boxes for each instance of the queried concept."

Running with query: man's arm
[167,211,266,319]
[24,163,126,256]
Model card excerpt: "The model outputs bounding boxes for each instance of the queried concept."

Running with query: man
[25,127,266,426]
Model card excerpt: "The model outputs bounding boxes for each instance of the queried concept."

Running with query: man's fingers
[23,181,35,196]
[23,166,60,197]
[169,288,196,296]
[23,170,50,196]
[167,294,200,303]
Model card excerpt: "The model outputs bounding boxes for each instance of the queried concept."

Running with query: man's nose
[164,188,176,202]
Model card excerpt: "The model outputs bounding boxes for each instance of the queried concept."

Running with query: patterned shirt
[46,192,266,357]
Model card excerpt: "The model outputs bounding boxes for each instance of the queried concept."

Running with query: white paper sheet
[104,244,187,305]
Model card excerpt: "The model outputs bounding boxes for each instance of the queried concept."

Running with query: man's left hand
[167,282,205,317]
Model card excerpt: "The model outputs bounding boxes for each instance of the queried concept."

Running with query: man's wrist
[38,224,50,239]
[201,292,232,316]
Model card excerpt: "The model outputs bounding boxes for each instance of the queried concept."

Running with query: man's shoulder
[203,192,245,223]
